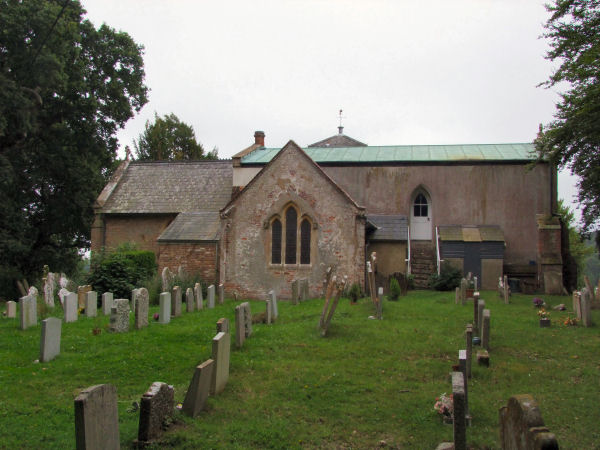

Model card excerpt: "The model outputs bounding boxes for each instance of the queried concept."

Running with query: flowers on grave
[78,307,84,315]
[563,316,578,326]
[434,393,453,420]
[153,313,159,321]
[537,308,550,319]
[532,297,544,308]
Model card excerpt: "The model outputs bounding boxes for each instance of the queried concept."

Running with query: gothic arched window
[271,218,282,264]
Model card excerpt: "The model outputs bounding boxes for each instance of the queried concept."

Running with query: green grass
[1,291,599,449]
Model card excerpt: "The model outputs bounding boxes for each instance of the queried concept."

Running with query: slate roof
[158,212,220,242]
[241,143,537,165]
[308,132,367,148]
[100,160,233,214]
[367,215,408,241]
[438,225,505,242]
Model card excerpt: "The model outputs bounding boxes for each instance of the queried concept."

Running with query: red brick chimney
[254,130,265,146]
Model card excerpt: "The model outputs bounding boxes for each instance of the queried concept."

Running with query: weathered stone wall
[323,163,552,265]
[158,242,218,284]
[221,142,365,299]
[368,242,407,277]
[93,214,175,255]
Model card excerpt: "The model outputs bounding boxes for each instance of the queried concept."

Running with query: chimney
[254,130,265,146]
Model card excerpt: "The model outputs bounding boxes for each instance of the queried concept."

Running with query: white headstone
[40,317,62,362]
[269,290,278,320]
[19,295,37,330]
[64,292,78,322]
[6,301,16,318]
[85,291,97,317]
[102,292,114,315]
[159,292,171,324]
[194,282,203,310]
[207,285,215,309]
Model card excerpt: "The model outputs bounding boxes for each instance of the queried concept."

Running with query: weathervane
[338,109,345,134]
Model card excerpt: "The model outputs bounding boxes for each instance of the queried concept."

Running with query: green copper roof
[240,143,536,164]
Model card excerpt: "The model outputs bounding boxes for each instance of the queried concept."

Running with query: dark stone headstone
[74,384,119,450]
[138,382,174,443]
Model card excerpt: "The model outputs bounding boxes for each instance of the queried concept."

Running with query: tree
[558,199,594,289]
[535,0,600,234]
[0,0,148,298]
[134,113,218,161]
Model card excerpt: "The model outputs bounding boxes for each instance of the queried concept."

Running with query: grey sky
[80,0,580,212]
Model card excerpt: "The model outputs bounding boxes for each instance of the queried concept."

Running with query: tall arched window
[271,218,282,264]
[285,207,297,264]
[300,219,311,264]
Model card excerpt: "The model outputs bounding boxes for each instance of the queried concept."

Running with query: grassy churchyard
[1,290,599,449]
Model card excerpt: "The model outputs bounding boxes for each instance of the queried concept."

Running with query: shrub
[429,262,462,291]
[347,283,362,303]
[389,277,402,300]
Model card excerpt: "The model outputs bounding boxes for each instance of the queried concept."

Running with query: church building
[91,128,564,298]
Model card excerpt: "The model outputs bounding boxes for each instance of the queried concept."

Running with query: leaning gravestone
[64,292,78,323]
[6,301,16,318]
[40,317,62,362]
[159,292,171,324]
[138,382,174,443]
[74,384,120,450]
[218,283,224,305]
[207,285,215,309]
[194,282,203,310]
[499,394,559,449]
[109,299,130,333]
[210,331,231,395]
[101,292,114,315]
[186,288,195,313]
[581,288,593,327]
[242,302,252,337]
[85,291,97,318]
[19,295,37,330]
[171,286,182,317]
[134,288,149,329]
[182,359,214,418]
[269,290,278,320]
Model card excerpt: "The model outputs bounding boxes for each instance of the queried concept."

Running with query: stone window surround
[269,202,315,268]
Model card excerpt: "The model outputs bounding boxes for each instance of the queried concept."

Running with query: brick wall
[158,242,218,284]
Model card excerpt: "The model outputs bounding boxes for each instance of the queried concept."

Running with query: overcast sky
[81,0,580,213]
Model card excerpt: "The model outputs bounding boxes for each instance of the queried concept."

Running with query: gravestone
[58,274,71,307]
[572,291,581,319]
[182,359,214,417]
[503,275,510,304]
[473,292,480,331]
[159,292,171,324]
[74,384,119,450]
[581,288,592,327]
[210,331,231,395]
[131,288,140,313]
[235,304,245,348]
[43,271,56,307]
[194,282,203,310]
[171,286,182,317]
[6,301,16,318]
[460,278,467,304]
[242,302,252,337]
[477,350,490,367]
[291,280,299,305]
[473,276,478,292]
[134,288,149,329]
[207,285,215,308]
[77,285,92,309]
[458,350,470,423]
[481,309,491,350]
[19,295,37,330]
[269,290,278,320]
[109,299,130,333]
[455,287,460,305]
[452,371,467,450]
[218,283,224,305]
[465,324,473,379]
[85,291,97,318]
[477,300,486,337]
[499,394,559,449]
[161,266,171,292]
[216,318,229,334]
[102,292,114,315]
[40,317,62,362]
[376,286,384,319]
[300,278,309,301]
[265,299,272,324]
[64,292,78,323]
[186,288,195,313]
[138,382,174,443]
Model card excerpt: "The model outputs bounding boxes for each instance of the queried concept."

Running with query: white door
[411,192,432,240]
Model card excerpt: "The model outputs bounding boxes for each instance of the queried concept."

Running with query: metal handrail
[435,226,443,275]
[405,226,411,275]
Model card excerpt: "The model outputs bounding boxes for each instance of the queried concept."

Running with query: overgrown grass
[1,291,599,448]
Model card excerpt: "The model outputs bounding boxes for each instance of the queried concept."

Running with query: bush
[347,283,362,303]
[389,277,402,300]
[87,246,157,298]
[429,262,462,291]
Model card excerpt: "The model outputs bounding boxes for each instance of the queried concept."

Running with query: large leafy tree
[0,0,148,297]
[134,113,218,161]
[535,0,600,234]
